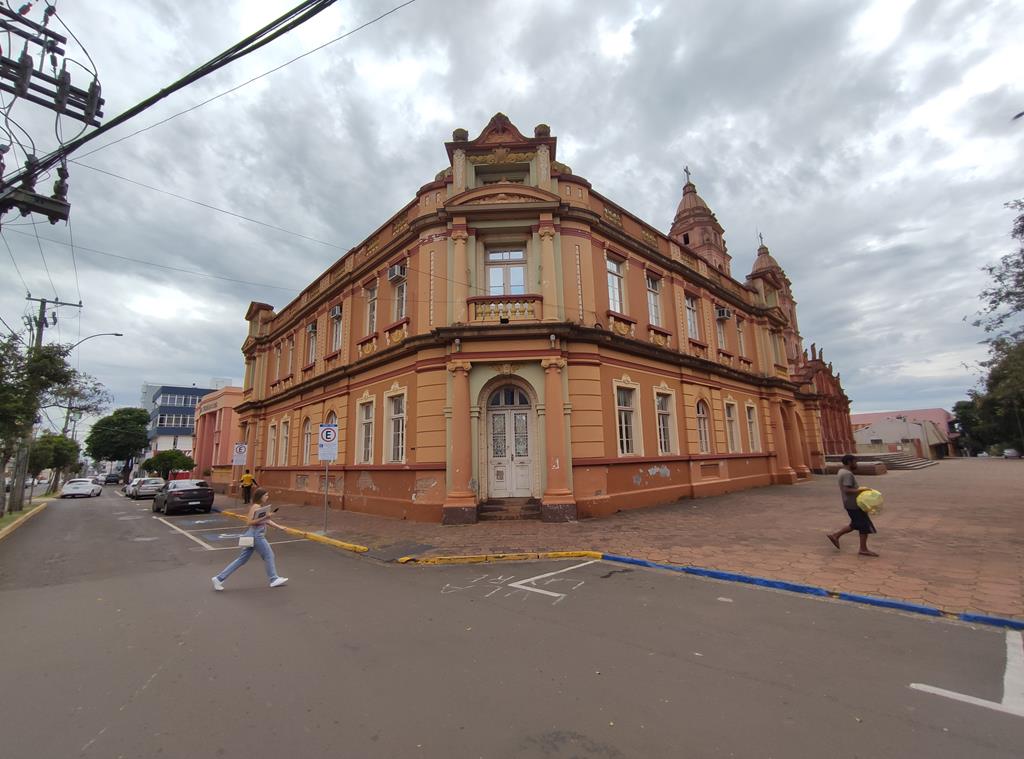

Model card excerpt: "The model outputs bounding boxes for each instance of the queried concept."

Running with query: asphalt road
[1,490,1022,759]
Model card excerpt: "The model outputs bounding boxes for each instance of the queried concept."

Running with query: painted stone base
[442,504,478,525]
[540,502,577,522]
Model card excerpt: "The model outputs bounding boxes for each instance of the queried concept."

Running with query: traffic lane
[0,489,197,590]
[5,541,1021,759]
[156,512,301,552]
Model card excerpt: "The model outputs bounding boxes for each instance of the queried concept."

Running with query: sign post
[317,424,338,534]
[230,443,248,502]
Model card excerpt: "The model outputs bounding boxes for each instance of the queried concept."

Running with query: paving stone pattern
[226,459,1024,619]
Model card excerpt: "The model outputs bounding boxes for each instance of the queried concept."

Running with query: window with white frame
[330,306,343,353]
[302,418,312,465]
[286,337,294,375]
[486,250,526,296]
[366,284,378,334]
[725,402,739,452]
[696,400,711,453]
[357,400,374,464]
[274,344,282,379]
[716,318,727,350]
[393,280,407,321]
[746,405,761,452]
[607,258,624,313]
[646,274,661,327]
[685,296,700,340]
[737,319,746,356]
[325,410,337,427]
[615,385,638,455]
[655,391,675,455]
[306,322,317,365]
[279,420,290,466]
[385,392,406,463]
[267,425,277,466]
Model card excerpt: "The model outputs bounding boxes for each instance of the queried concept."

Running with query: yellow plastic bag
[857,489,884,515]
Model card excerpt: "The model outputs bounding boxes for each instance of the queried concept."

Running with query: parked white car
[61,478,102,498]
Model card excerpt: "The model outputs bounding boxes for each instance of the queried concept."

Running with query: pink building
[850,408,959,458]
[192,386,244,490]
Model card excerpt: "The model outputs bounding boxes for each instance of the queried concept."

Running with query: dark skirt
[846,508,877,535]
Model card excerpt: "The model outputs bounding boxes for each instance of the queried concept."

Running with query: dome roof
[751,243,782,273]
[674,181,710,217]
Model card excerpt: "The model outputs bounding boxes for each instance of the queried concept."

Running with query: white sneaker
[269,576,288,588]
[212,576,224,591]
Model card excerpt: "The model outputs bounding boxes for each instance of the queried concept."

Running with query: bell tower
[668,167,732,276]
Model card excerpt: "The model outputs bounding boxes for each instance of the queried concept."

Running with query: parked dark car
[103,473,120,484]
[152,479,214,515]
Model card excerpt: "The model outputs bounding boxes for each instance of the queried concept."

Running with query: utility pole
[7,294,82,512]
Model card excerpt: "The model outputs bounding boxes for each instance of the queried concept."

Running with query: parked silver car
[124,478,144,497]
[130,478,165,499]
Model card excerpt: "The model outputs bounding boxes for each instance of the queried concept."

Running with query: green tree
[146,450,195,480]
[974,199,1024,343]
[28,434,80,478]
[85,408,151,479]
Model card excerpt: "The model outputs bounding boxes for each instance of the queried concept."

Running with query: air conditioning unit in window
[329,305,342,318]
[715,307,733,320]
[387,263,407,282]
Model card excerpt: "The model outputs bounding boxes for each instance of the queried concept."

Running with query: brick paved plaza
[227,459,1024,619]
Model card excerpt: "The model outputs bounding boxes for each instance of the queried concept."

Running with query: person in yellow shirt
[240,469,257,504]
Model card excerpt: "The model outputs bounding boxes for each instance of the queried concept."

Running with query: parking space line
[507,560,598,601]
[153,516,214,550]
[206,538,305,551]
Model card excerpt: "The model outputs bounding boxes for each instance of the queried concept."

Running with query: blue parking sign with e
[318,424,338,461]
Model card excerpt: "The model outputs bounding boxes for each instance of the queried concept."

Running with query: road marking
[507,560,598,601]
[910,631,1024,718]
[207,538,305,551]
[153,516,214,550]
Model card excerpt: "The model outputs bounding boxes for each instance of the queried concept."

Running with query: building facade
[192,386,244,489]
[237,114,853,523]
[147,385,213,457]
[851,408,958,458]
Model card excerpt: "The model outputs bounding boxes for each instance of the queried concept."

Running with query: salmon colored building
[236,114,853,524]
[191,386,243,491]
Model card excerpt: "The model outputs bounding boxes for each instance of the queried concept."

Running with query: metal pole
[322,460,329,533]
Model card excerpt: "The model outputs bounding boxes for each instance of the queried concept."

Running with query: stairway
[477,498,541,521]
[828,453,938,470]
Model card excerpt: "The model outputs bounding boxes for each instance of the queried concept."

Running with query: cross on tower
[683,165,691,183]
[758,232,764,246]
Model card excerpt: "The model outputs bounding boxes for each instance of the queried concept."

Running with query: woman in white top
[212,488,288,590]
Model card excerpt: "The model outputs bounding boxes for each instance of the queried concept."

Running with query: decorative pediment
[447,183,561,208]
[445,112,557,163]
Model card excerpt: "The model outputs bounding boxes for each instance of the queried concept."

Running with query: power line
[67,216,82,302]
[2,228,29,292]
[31,220,59,298]
[70,160,344,249]
[0,311,25,341]
[4,227,301,292]
[74,0,418,161]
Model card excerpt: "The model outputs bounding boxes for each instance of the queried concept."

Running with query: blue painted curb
[599,553,1024,630]
[836,593,943,617]
[601,553,830,597]
[959,613,1024,630]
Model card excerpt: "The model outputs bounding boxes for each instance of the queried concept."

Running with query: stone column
[451,225,469,324]
[443,360,477,524]
[540,357,576,521]
[770,398,797,484]
[539,221,558,321]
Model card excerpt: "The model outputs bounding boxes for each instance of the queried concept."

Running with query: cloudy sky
[2,0,1022,434]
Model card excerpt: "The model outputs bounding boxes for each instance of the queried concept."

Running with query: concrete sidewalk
[219,459,1024,619]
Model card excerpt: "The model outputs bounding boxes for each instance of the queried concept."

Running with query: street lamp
[68,332,123,351]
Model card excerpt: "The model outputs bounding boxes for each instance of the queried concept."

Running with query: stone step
[478,500,542,521]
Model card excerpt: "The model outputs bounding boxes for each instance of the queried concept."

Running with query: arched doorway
[486,384,533,498]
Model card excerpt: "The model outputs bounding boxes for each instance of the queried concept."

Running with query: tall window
[486,249,526,296]
[267,425,277,466]
[646,274,661,327]
[286,337,294,375]
[746,405,761,452]
[325,410,337,427]
[725,402,739,452]
[366,284,378,333]
[736,320,746,356]
[696,401,711,454]
[607,258,624,313]
[279,420,290,466]
[394,280,407,321]
[302,418,312,465]
[274,344,282,379]
[772,332,784,364]
[306,322,317,365]
[385,393,406,463]
[716,319,727,350]
[655,392,674,455]
[357,400,374,464]
[616,386,637,455]
[330,306,343,353]
[685,296,700,340]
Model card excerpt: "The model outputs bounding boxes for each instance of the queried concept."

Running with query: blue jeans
[216,526,279,583]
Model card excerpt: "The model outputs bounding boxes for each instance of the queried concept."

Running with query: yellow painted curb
[402,550,603,565]
[0,501,49,542]
[219,509,369,554]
